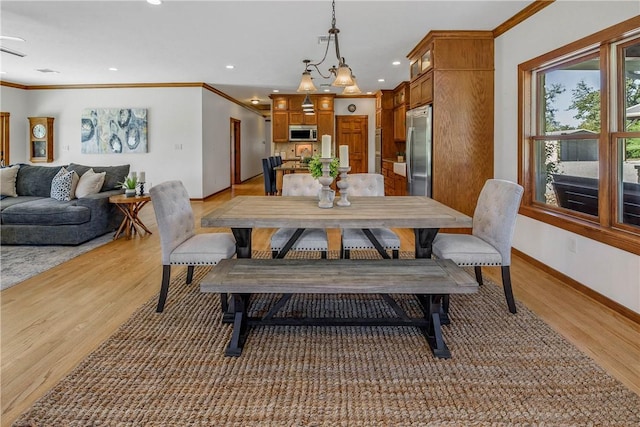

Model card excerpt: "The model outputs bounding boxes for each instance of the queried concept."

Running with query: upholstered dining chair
[270,173,329,258]
[262,158,275,195]
[150,180,236,312]
[431,179,524,313]
[340,173,401,259]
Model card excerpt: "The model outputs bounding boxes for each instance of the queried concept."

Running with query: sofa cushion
[75,168,106,198]
[50,167,79,201]
[1,198,90,226]
[16,164,64,197]
[67,163,130,192]
[1,165,20,197]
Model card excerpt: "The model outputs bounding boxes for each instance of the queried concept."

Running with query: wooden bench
[201,258,478,359]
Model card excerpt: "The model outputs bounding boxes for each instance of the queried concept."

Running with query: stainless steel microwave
[289,125,317,141]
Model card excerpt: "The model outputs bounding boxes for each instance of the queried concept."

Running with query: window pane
[535,137,599,217]
[624,42,640,131]
[540,57,601,134]
[618,137,640,227]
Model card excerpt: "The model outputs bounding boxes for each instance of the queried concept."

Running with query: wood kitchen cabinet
[376,90,395,159]
[272,111,289,142]
[316,111,334,139]
[381,159,406,196]
[270,94,335,142]
[393,82,409,143]
[407,30,494,217]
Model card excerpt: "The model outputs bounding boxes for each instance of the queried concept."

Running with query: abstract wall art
[81,108,148,154]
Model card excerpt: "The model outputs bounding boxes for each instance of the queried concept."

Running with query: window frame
[518,16,640,255]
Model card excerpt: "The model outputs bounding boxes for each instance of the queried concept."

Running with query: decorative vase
[125,188,136,197]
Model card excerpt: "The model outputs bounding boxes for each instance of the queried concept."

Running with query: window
[519,18,640,255]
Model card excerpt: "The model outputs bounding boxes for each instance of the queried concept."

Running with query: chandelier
[296,0,361,95]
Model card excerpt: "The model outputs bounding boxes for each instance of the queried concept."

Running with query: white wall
[0,85,265,198]
[495,1,640,313]
[1,86,29,163]
[202,90,265,197]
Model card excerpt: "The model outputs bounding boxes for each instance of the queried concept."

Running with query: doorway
[336,115,368,174]
[230,118,241,185]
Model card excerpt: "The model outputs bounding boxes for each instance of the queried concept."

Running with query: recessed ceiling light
[109,67,118,71]
[225,65,234,69]
[251,99,259,105]
[272,89,280,93]
[147,0,162,5]
[0,35,25,42]
[378,78,385,82]
[392,61,401,66]
[324,89,331,93]
[366,91,373,95]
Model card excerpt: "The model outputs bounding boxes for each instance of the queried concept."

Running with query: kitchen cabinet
[316,111,334,139]
[376,90,395,160]
[409,72,433,109]
[406,30,494,217]
[381,159,406,196]
[289,111,316,125]
[393,82,409,142]
[272,111,289,142]
[269,94,335,142]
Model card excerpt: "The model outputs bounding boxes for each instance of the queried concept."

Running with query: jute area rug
[0,233,113,290]
[14,251,640,426]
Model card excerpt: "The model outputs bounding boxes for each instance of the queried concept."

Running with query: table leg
[414,228,439,258]
[417,294,451,359]
[276,169,284,196]
[225,293,250,357]
[362,228,391,259]
[131,201,152,235]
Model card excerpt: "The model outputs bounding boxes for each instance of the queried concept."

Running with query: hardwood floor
[1,175,639,426]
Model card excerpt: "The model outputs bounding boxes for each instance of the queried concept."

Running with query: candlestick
[317,157,334,208]
[339,145,349,168]
[336,166,351,207]
[139,171,145,183]
[321,135,332,158]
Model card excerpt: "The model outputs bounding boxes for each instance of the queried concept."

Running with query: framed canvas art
[81,108,147,154]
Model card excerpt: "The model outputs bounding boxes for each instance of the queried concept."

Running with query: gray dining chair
[270,174,329,258]
[150,180,236,312]
[340,173,400,259]
[431,179,524,313]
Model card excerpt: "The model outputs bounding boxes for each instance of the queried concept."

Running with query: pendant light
[296,0,356,91]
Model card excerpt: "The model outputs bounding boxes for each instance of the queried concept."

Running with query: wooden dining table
[201,195,474,358]
[201,195,472,259]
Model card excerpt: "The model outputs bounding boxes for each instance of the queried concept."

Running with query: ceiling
[0,1,534,113]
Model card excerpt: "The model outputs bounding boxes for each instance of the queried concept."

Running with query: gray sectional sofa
[1,163,130,245]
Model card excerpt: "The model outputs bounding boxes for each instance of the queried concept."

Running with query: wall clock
[28,117,55,163]
[347,104,357,112]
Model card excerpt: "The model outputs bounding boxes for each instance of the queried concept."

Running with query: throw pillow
[0,165,20,197]
[75,168,106,198]
[50,167,79,201]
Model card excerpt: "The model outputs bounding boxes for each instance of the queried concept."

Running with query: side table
[108,194,153,240]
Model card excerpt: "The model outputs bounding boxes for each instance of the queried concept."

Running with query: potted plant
[118,175,138,197]
[307,155,339,179]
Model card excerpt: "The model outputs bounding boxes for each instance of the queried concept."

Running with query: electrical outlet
[568,236,577,253]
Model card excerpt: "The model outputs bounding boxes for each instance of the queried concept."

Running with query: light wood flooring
[1,175,639,426]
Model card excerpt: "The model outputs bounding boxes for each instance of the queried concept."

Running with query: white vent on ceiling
[317,35,333,44]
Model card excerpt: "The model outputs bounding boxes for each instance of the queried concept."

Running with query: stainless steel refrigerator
[406,105,433,196]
